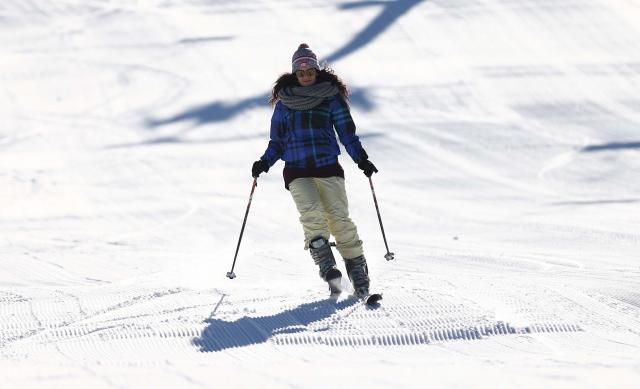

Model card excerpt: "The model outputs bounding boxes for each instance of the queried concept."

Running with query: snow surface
[2,0,640,388]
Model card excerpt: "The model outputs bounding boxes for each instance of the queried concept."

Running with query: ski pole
[227,178,258,279]
[368,176,395,261]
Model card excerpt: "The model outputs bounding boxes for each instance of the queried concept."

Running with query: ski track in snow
[3,272,639,362]
[2,0,640,387]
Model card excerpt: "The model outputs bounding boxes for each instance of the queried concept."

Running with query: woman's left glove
[252,160,269,178]
[358,160,378,177]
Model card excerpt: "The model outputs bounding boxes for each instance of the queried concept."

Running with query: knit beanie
[291,43,320,72]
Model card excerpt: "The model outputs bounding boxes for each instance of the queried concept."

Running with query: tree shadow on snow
[144,88,375,131]
[192,298,358,352]
[581,141,640,153]
[326,0,424,64]
[103,128,384,149]
[144,0,425,131]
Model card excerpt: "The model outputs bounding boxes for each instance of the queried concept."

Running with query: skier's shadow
[192,298,358,352]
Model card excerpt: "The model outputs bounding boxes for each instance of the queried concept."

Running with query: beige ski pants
[288,177,363,259]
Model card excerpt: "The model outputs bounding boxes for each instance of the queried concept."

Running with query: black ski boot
[344,255,370,298]
[309,237,342,294]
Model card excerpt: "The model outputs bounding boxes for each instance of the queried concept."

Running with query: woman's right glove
[357,160,378,177]
[252,160,269,178]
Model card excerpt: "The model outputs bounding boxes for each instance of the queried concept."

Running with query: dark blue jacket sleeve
[260,102,286,167]
[330,96,368,163]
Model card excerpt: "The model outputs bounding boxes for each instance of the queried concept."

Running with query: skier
[251,43,379,300]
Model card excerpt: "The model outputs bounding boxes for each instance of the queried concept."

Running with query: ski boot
[344,255,370,298]
[345,255,381,304]
[309,237,342,295]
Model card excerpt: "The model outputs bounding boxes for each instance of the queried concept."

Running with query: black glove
[252,160,269,178]
[358,160,378,177]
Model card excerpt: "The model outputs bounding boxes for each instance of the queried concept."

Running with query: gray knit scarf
[278,81,339,110]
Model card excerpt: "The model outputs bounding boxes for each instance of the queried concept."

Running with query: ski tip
[365,293,383,305]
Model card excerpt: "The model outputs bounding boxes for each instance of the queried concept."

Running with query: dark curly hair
[269,67,349,107]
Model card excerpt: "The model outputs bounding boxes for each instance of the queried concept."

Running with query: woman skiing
[251,43,379,299]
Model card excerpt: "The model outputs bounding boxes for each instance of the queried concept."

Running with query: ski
[362,293,383,305]
[325,269,381,305]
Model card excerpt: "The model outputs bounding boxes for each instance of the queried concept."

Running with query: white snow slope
[2,0,640,388]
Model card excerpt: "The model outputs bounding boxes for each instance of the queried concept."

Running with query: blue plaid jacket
[260,95,367,169]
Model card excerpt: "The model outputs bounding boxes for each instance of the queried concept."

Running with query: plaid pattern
[260,95,366,169]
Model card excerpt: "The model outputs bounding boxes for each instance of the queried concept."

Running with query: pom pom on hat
[292,43,319,72]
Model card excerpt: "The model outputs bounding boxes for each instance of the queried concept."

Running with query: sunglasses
[295,69,317,78]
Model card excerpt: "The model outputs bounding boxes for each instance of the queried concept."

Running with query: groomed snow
[1,0,640,388]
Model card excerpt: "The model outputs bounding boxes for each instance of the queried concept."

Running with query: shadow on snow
[104,130,384,149]
[192,298,358,352]
[326,0,424,64]
[581,141,640,153]
[144,88,375,129]
[144,0,424,130]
